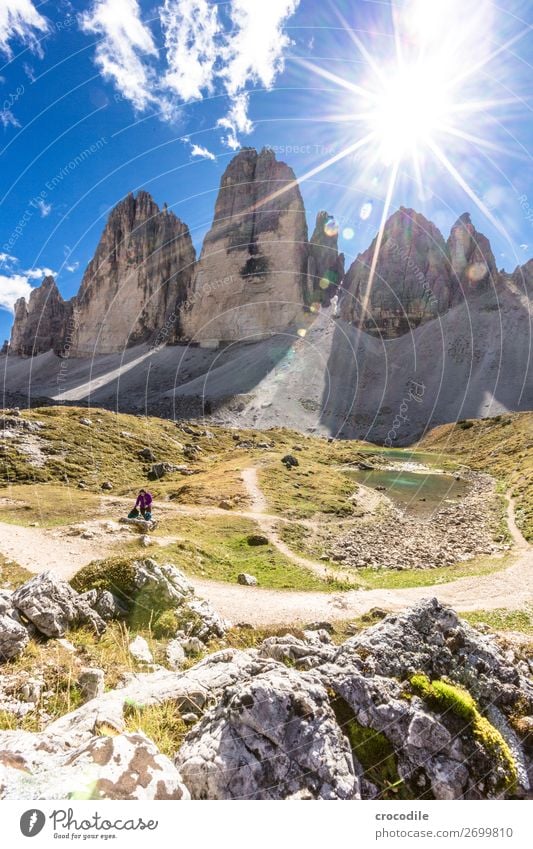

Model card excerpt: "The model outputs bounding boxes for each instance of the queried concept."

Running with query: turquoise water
[344,467,470,517]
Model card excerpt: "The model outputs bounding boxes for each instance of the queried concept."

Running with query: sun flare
[369,61,454,164]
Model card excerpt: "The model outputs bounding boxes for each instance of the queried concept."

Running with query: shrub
[71,556,138,604]
[153,609,179,639]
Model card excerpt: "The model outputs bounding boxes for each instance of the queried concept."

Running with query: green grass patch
[149,514,351,592]
[356,553,514,590]
[123,702,189,758]
[258,458,360,519]
[0,553,32,588]
[0,483,102,527]
[462,607,533,636]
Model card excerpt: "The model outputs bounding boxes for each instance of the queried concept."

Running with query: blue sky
[0,0,532,343]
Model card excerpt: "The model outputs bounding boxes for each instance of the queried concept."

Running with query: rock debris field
[330,473,506,570]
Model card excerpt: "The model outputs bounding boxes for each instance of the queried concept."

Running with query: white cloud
[217,92,252,150]
[80,0,158,112]
[0,273,32,312]
[0,255,56,311]
[0,107,20,128]
[24,266,55,280]
[222,1,299,97]
[206,0,301,148]
[189,142,216,160]
[35,198,52,217]
[161,0,220,101]
[66,261,79,272]
[79,0,300,146]
[23,61,36,81]
[0,0,48,58]
[520,244,528,251]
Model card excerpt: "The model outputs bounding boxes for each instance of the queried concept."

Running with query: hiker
[330,293,340,318]
[128,489,153,521]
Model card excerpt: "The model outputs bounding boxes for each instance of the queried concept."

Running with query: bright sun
[370,62,453,164]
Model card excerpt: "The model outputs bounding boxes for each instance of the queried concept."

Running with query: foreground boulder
[0,606,30,662]
[0,599,531,801]
[336,597,530,711]
[176,667,359,800]
[11,572,106,638]
[0,732,190,800]
[72,557,230,643]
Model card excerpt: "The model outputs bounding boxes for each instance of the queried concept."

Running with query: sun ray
[426,138,509,241]
[250,132,377,214]
[447,27,529,90]
[333,6,390,90]
[359,158,401,324]
[438,124,528,161]
[292,57,375,100]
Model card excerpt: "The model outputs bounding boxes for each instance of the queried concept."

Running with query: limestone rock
[132,559,195,608]
[93,589,127,621]
[341,207,453,336]
[0,670,44,717]
[71,191,195,354]
[165,639,186,668]
[181,598,230,641]
[10,276,70,356]
[447,212,498,298]
[0,732,190,800]
[11,571,106,638]
[175,666,360,799]
[182,147,308,345]
[237,572,258,586]
[307,211,344,303]
[78,667,105,702]
[0,610,30,662]
[335,598,533,712]
[129,636,153,664]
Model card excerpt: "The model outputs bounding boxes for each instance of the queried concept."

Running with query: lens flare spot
[360,202,373,220]
[466,262,488,283]
[324,216,339,237]
[309,302,320,313]
[342,226,355,240]
[297,328,307,337]
[319,277,331,290]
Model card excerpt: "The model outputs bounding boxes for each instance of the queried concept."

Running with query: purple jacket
[135,492,153,511]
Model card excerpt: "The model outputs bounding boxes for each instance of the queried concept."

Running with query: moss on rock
[410,673,518,793]
[329,692,407,798]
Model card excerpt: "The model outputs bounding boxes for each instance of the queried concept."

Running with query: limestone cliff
[10,276,70,356]
[72,191,195,355]
[181,148,309,345]
[307,211,344,304]
[447,212,498,299]
[341,208,456,337]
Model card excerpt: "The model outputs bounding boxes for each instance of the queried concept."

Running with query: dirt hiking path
[0,479,531,626]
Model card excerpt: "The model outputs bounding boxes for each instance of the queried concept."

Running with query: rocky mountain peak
[182,147,309,345]
[447,211,497,295]
[340,207,452,336]
[10,275,70,357]
[71,190,196,354]
[307,211,345,304]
